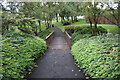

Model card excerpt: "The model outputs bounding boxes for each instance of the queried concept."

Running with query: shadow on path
[28,27,86,78]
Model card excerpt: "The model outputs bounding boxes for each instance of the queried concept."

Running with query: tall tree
[82,2,104,35]
[103,1,120,27]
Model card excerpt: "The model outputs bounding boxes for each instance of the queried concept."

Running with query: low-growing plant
[2,32,47,79]
[72,35,120,79]
[65,26,107,35]
[72,33,92,45]
[65,26,108,45]
[62,21,71,25]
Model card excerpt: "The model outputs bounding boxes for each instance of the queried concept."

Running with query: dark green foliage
[66,26,107,35]
[2,32,47,78]
[65,26,107,45]
[72,33,91,45]
[17,27,34,35]
[97,26,108,34]
[38,28,53,39]
[72,35,120,78]
[62,21,71,25]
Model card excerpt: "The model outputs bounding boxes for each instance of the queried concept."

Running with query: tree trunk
[74,16,78,22]
[46,20,49,29]
[88,19,92,28]
[61,17,65,23]
[34,31,38,36]
[38,20,41,27]
[75,16,78,22]
[71,16,74,23]
[56,13,58,22]
[93,22,97,36]
[6,25,9,31]
[38,20,41,32]
[92,13,98,36]
[67,17,69,21]
[63,17,65,21]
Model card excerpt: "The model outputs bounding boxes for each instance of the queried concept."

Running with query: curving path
[27,27,86,79]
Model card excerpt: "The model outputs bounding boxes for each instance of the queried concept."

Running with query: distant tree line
[1,1,119,36]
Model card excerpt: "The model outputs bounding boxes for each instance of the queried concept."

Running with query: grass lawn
[97,24,119,34]
[53,21,65,32]
[53,19,119,34]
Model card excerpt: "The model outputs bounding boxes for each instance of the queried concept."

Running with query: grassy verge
[53,19,119,34]
[53,21,65,32]
[72,21,118,34]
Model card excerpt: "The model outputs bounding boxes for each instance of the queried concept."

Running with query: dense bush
[62,21,71,25]
[72,34,120,79]
[2,32,47,79]
[65,26,107,35]
[38,28,53,39]
[72,33,92,45]
[65,26,108,45]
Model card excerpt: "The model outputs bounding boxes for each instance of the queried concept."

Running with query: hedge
[72,34,120,79]
[65,26,107,36]
[62,21,71,25]
[65,26,107,45]
[2,32,47,79]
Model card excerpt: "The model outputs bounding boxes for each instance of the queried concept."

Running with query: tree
[1,1,22,34]
[19,2,44,36]
[82,2,104,35]
[59,2,81,23]
[68,2,81,22]
[53,2,60,22]
[102,1,120,28]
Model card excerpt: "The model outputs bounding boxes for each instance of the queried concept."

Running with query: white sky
[1,0,118,10]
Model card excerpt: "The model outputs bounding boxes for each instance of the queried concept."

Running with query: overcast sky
[1,0,118,10]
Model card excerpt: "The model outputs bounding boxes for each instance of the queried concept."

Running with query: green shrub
[72,33,91,45]
[72,35,120,79]
[65,26,108,45]
[97,26,108,34]
[62,21,71,25]
[65,26,107,35]
[38,28,53,39]
[2,32,47,79]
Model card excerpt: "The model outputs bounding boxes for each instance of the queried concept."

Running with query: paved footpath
[27,27,86,79]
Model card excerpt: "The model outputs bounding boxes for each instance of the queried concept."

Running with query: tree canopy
[1,1,119,35]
